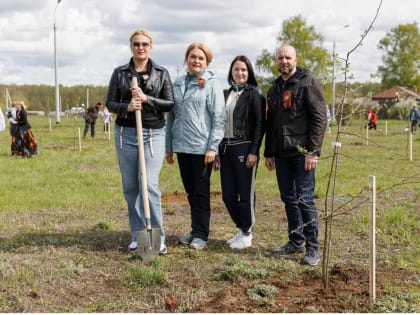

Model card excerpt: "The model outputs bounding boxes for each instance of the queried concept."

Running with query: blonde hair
[129,29,153,46]
[12,100,25,110]
[184,42,213,65]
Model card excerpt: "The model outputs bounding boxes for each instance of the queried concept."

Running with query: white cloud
[0,0,419,86]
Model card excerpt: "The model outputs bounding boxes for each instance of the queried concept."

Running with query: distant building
[372,86,420,107]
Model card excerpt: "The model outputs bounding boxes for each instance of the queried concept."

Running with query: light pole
[331,24,349,123]
[54,0,62,124]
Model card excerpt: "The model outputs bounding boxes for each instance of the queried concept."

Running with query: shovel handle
[131,77,152,230]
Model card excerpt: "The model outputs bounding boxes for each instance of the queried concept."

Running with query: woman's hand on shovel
[127,97,142,112]
[131,86,148,103]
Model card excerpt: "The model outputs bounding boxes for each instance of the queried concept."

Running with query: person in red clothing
[367,108,377,130]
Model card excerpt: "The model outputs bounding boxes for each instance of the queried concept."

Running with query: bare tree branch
[322,0,383,290]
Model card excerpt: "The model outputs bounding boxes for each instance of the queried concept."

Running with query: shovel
[131,76,161,260]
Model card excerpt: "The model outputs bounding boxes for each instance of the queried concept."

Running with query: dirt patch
[1,191,418,313]
[197,264,384,312]
[41,145,71,150]
[162,191,221,203]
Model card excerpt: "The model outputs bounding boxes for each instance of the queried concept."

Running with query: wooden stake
[409,131,413,161]
[108,122,111,142]
[369,175,376,304]
[366,125,369,146]
[49,117,52,132]
[73,116,76,150]
[78,127,82,151]
[385,120,388,136]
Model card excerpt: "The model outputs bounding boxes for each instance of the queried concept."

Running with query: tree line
[0,81,385,114]
[256,16,420,100]
[1,15,418,113]
[1,84,108,113]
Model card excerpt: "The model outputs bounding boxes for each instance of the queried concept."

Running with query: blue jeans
[114,125,166,244]
[274,154,318,249]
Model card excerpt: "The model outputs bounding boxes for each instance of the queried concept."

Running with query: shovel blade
[136,227,161,261]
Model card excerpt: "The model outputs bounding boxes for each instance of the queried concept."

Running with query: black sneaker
[301,247,320,266]
[272,241,305,255]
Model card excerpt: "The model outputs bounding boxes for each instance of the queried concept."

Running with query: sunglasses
[132,41,150,48]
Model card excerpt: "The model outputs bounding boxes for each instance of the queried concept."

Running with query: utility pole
[54,0,62,123]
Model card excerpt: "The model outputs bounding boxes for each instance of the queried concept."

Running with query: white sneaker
[128,241,138,251]
[227,230,242,245]
[159,243,167,255]
[230,233,252,249]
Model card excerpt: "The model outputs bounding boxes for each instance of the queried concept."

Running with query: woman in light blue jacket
[166,42,226,249]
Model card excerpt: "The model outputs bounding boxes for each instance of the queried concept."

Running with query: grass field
[0,115,419,312]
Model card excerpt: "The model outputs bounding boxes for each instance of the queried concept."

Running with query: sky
[0,0,419,87]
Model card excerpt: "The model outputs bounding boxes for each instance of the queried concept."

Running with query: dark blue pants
[274,154,319,249]
[411,120,418,133]
[220,141,256,234]
[177,153,213,241]
[83,121,96,138]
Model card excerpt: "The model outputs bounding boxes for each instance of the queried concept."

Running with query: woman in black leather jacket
[106,29,174,255]
[216,55,265,249]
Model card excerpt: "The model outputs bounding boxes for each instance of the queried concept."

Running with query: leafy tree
[377,22,420,90]
[0,84,107,112]
[255,15,331,84]
[349,82,382,98]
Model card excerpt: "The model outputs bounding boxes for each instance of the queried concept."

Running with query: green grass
[0,115,419,312]
[247,284,278,306]
[1,116,418,211]
[215,255,270,282]
[123,262,166,290]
